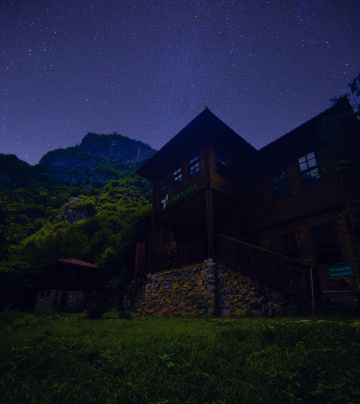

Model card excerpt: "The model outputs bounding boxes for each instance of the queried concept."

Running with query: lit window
[173,167,182,187]
[189,155,200,176]
[273,166,289,200]
[299,152,320,188]
[159,177,167,197]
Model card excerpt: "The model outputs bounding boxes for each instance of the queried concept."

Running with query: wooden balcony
[149,233,318,308]
[152,237,207,272]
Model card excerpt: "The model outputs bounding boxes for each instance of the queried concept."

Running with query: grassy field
[0,311,359,404]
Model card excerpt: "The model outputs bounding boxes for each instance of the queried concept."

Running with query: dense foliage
[317,73,360,217]
[0,134,154,310]
[0,312,359,403]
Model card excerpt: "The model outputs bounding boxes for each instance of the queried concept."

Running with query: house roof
[232,97,355,179]
[136,107,256,181]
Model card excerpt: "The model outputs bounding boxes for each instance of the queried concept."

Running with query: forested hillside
[0,133,155,310]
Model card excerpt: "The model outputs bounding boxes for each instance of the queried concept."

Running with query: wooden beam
[206,188,214,259]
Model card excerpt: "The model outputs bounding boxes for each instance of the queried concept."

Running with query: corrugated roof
[57,258,101,269]
[38,258,102,270]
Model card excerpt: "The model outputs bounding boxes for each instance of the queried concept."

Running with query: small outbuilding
[34,258,106,313]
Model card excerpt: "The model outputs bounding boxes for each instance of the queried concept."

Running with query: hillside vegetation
[0,133,154,310]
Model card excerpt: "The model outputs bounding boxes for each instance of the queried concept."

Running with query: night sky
[1,1,359,166]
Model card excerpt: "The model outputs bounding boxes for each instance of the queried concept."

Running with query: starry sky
[1,0,359,166]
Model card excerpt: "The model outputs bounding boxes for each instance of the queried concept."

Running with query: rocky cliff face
[40,132,155,169]
[38,133,156,185]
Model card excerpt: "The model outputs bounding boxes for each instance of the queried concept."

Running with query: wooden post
[206,187,214,260]
[149,214,156,274]
[311,265,322,315]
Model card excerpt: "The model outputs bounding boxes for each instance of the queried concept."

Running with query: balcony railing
[214,233,314,303]
[150,233,316,306]
[152,236,207,272]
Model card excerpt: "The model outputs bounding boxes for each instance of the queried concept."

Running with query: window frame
[249,179,263,209]
[216,151,227,177]
[311,222,343,266]
[272,165,289,200]
[173,167,182,188]
[189,155,200,177]
[280,232,301,259]
[159,177,167,197]
[298,151,321,188]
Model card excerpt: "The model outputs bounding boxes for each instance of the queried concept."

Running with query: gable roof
[136,107,256,181]
[232,97,355,179]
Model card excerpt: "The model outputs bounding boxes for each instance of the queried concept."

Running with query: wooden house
[132,99,360,316]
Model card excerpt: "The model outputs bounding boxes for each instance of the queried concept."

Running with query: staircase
[120,271,146,310]
[213,233,320,310]
[125,233,321,313]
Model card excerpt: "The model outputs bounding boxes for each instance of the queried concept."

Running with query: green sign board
[328,264,353,279]
[161,184,197,210]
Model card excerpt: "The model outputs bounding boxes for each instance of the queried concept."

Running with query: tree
[317,74,360,217]
[0,197,14,261]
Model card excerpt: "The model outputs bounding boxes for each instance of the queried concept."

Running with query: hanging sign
[161,184,197,210]
[328,264,354,279]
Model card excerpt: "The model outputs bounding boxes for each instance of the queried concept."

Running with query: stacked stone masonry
[133,261,300,317]
[34,289,86,313]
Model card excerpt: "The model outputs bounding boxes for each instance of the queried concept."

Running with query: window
[299,152,320,188]
[189,155,200,176]
[217,152,227,177]
[173,167,182,187]
[311,222,342,265]
[273,166,289,200]
[159,177,167,197]
[281,232,300,259]
[249,179,262,209]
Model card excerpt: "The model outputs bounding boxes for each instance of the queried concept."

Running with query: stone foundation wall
[217,264,298,316]
[134,262,217,317]
[133,261,300,317]
[34,290,87,313]
[34,289,58,312]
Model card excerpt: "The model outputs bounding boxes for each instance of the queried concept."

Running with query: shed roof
[38,258,102,271]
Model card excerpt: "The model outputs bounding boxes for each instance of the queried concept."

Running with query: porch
[138,233,320,312]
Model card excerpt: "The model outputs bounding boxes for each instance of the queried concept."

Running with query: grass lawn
[0,311,359,403]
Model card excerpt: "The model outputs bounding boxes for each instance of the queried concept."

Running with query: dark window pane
[189,155,200,176]
[249,179,262,209]
[312,222,342,265]
[160,178,167,196]
[217,152,227,177]
[299,152,320,187]
[173,167,182,187]
[281,232,300,259]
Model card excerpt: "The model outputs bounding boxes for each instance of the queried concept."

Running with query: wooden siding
[152,147,207,216]
[140,100,359,292]
[240,146,347,232]
[207,142,243,202]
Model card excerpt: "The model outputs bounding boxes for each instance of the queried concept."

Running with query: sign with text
[328,264,354,279]
[161,184,197,210]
